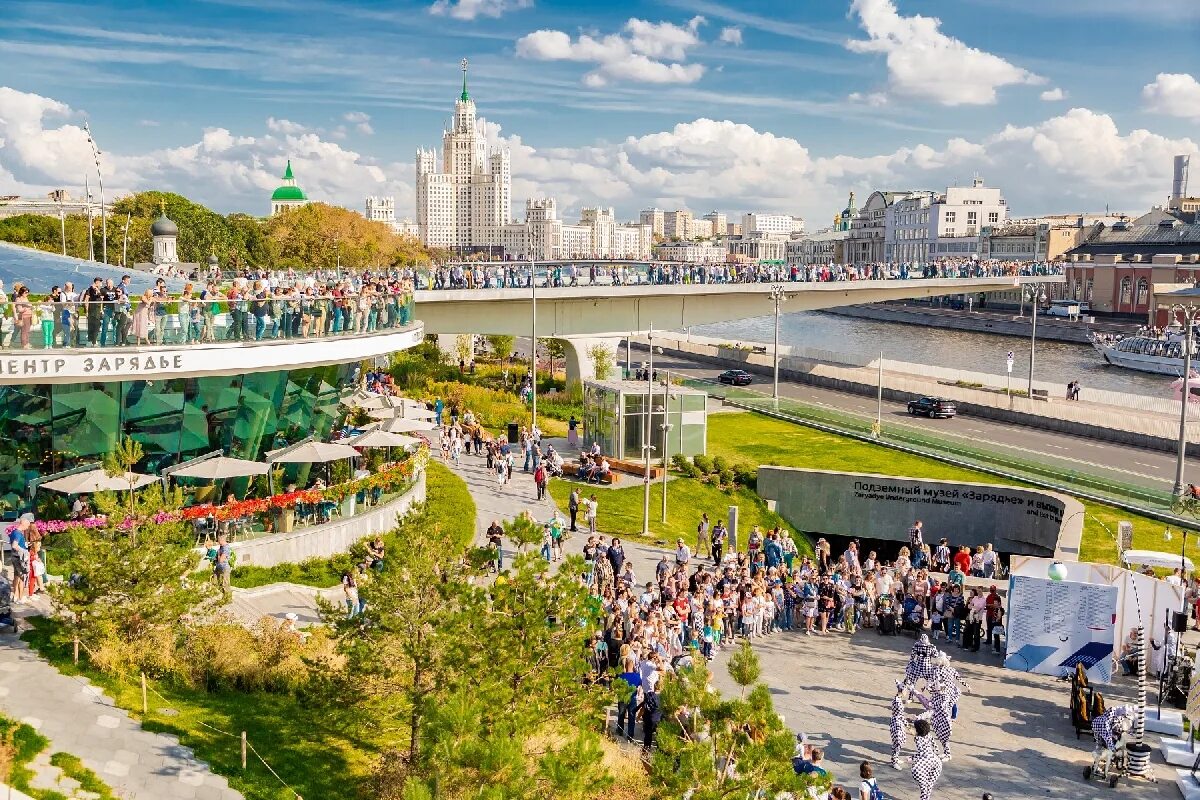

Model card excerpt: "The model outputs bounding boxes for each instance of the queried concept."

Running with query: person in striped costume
[909,718,942,800]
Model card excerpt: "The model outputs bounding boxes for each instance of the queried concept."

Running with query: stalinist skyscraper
[415,59,512,253]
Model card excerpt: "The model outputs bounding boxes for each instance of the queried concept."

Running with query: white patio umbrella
[267,441,361,464]
[372,417,437,434]
[170,456,269,480]
[343,389,392,410]
[41,468,157,495]
[346,430,421,449]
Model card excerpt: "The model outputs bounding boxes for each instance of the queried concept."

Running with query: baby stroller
[1084,705,1133,788]
[875,595,899,636]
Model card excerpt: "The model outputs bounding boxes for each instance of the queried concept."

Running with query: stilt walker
[890,680,910,769]
[910,718,942,800]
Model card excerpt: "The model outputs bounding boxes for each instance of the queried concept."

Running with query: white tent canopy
[170,456,269,480]
[345,430,421,449]
[1121,549,1194,572]
[267,440,361,464]
[40,468,157,495]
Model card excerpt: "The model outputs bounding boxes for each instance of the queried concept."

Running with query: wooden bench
[608,458,664,480]
[564,461,620,485]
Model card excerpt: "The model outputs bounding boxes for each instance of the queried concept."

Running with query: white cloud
[343,111,374,135]
[138,119,160,127]
[429,0,532,21]
[718,26,743,46]
[0,86,411,215]
[846,0,1044,106]
[265,117,310,135]
[1040,87,1066,101]
[1142,73,1200,121]
[474,106,1197,223]
[516,16,707,87]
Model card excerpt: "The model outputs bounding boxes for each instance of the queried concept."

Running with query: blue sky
[0,0,1198,223]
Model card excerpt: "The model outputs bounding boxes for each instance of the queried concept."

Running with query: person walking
[859,762,883,800]
[568,488,581,532]
[534,462,547,501]
[585,493,599,535]
[910,718,942,800]
[696,513,710,559]
[711,520,727,565]
[641,676,662,751]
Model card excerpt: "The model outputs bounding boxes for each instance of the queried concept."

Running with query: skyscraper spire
[460,57,470,102]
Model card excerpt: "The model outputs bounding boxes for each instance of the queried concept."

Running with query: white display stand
[1176,769,1200,800]
[1161,736,1197,766]
[1147,707,1186,737]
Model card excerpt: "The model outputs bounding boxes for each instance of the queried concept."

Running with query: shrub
[712,455,729,474]
[717,468,735,488]
[692,454,714,474]
[732,463,758,487]
[672,453,698,478]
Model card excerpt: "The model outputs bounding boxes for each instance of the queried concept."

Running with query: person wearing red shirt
[952,546,972,575]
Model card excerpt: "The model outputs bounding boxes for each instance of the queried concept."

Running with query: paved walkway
[0,601,241,800]
[228,582,343,625]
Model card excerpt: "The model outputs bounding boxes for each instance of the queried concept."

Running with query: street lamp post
[56,190,66,256]
[769,285,787,402]
[1171,303,1199,497]
[642,324,655,537]
[531,255,537,431]
[83,123,106,265]
[1026,282,1046,397]
[660,369,672,523]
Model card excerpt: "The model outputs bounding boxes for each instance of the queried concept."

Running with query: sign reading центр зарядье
[0,353,185,378]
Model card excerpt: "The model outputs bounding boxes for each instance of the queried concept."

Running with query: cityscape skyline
[0,0,1197,223]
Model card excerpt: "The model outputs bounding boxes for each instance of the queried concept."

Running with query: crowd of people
[0,273,416,349]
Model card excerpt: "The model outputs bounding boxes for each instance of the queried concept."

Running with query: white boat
[1091,332,1197,376]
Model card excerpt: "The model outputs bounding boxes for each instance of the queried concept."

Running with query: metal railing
[0,293,416,351]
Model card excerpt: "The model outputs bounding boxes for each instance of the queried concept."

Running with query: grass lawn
[547,476,814,557]
[704,412,1178,565]
[232,460,475,589]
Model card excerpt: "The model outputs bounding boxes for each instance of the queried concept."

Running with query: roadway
[626,345,1200,495]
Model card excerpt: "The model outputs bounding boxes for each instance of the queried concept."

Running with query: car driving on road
[907,396,957,418]
[717,369,753,386]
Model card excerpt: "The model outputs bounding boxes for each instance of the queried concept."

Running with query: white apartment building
[365,196,396,225]
[640,208,665,237]
[885,178,1007,262]
[664,210,694,240]
[703,211,727,237]
[415,67,511,252]
[653,240,726,263]
[691,218,715,239]
[495,199,652,261]
[741,212,804,237]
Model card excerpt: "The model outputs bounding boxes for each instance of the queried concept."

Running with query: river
[693,311,1172,398]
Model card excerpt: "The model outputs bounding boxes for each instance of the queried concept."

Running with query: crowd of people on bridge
[0,273,415,349]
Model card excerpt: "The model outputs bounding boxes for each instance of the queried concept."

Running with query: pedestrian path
[0,627,241,800]
[228,581,343,625]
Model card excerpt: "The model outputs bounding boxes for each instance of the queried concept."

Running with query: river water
[693,311,1171,398]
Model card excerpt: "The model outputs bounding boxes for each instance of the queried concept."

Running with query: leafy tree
[650,655,826,800]
[486,335,516,361]
[543,339,566,377]
[587,343,616,382]
[48,440,213,675]
[453,335,474,366]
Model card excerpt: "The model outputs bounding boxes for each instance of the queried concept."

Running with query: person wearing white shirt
[675,539,691,567]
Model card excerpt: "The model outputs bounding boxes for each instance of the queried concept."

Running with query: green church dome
[271,185,308,201]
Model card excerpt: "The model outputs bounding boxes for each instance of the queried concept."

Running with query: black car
[907,396,957,418]
[717,369,753,386]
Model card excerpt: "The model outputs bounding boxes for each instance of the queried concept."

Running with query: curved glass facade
[0,363,357,513]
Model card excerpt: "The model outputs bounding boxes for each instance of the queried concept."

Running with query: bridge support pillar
[561,336,625,387]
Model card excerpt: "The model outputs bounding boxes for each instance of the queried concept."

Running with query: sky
[0,0,1199,226]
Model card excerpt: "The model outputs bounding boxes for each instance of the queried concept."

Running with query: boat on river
[1091,331,1198,375]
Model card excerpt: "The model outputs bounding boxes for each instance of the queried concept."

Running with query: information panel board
[1004,575,1117,683]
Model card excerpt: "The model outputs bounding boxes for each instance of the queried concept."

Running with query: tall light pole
[83,122,106,265]
[56,190,66,256]
[660,369,672,523]
[1026,282,1046,397]
[121,213,131,267]
[85,175,94,262]
[530,254,538,431]
[641,324,655,538]
[1172,303,1199,497]
[769,284,787,401]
